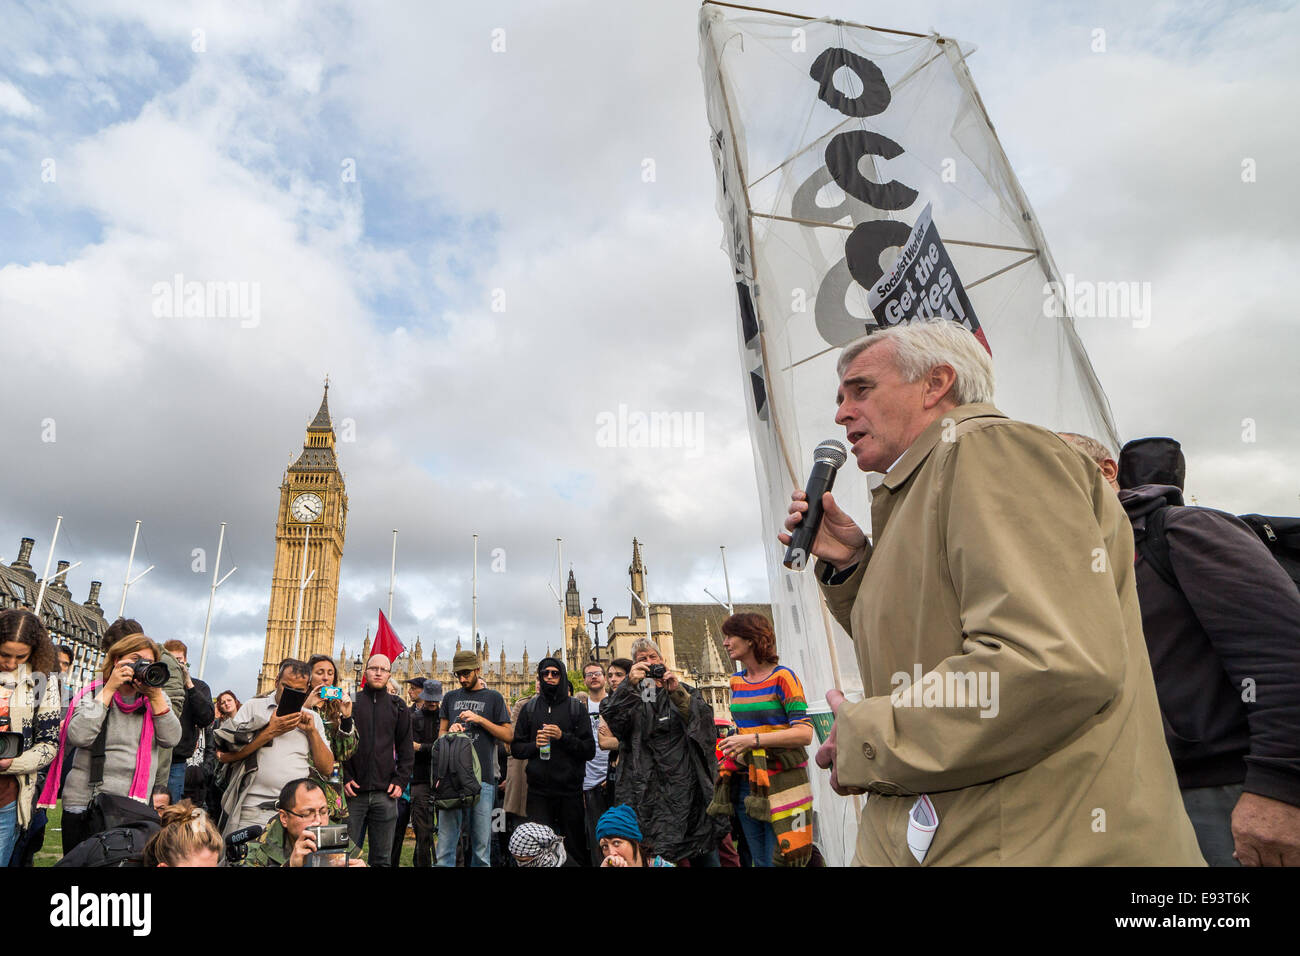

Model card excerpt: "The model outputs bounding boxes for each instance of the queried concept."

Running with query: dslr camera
[304,823,351,867]
[130,659,170,687]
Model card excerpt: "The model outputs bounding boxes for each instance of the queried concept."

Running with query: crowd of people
[1,320,1296,868]
[0,597,817,867]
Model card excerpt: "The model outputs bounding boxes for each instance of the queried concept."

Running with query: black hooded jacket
[511,658,594,795]
[601,673,727,861]
[343,685,414,792]
[1121,484,1300,805]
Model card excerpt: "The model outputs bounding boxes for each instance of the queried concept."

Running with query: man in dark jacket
[1062,433,1300,866]
[162,640,215,803]
[342,654,414,867]
[601,639,726,865]
[408,680,442,867]
[511,657,594,865]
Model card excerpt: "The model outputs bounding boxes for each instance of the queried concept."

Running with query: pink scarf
[38,680,157,807]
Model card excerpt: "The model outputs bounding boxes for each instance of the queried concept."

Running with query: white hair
[836,320,995,405]
[1057,432,1114,465]
[630,637,661,659]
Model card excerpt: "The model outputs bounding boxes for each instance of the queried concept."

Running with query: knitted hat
[452,650,479,673]
[508,823,567,867]
[595,804,643,843]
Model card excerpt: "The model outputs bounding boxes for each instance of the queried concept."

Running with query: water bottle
[540,740,551,761]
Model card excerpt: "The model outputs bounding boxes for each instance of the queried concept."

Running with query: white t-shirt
[582,696,609,791]
[237,695,329,808]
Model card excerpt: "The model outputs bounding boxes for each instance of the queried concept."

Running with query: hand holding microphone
[780,439,867,571]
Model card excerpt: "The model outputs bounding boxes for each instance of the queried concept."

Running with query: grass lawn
[34,803,63,867]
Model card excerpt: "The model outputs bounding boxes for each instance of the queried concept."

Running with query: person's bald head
[365,654,392,690]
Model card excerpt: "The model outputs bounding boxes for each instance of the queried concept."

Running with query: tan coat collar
[879,402,1006,492]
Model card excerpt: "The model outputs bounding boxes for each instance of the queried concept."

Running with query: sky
[2,0,1296,701]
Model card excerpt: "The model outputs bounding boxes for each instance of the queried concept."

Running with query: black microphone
[783,439,849,570]
[225,824,263,848]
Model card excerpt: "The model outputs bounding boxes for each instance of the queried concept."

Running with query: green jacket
[240,816,363,867]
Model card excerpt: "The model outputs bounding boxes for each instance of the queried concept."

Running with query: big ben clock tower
[257,384,348,693]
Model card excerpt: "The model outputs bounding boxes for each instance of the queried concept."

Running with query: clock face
[291,492,324,523]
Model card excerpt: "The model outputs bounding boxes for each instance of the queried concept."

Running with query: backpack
[54,821,159,868]
[1139,506,1300,594]
[430,732,481,810]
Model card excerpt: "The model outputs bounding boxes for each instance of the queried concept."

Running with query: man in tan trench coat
[783,320,1203,866]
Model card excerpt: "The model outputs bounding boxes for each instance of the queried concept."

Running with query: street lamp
[588,598,604,662]
[352,654,363,695]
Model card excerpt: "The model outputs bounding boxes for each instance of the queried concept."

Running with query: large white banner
[699,3,1119,865]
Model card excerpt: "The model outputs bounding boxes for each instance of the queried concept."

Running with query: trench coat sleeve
[816,557,870,636]
[1163,509,1300,805]
[601,681,640,742]
[834,425,1128,793]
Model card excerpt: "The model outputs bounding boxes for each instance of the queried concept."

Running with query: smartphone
[276,686,308,716]
[318,685,343,701]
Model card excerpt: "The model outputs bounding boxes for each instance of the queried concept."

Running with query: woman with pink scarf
[41,633,181,853]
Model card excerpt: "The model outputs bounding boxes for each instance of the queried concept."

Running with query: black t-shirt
[442,686,510,784]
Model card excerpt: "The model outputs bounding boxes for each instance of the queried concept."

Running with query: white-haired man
[784,319,1202,865]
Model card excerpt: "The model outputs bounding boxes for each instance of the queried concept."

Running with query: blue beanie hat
[595,804,642,843]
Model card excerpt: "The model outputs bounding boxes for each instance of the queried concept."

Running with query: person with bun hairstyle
[141,798,223,867]
[40,633,181,851]
[0,609,62,865]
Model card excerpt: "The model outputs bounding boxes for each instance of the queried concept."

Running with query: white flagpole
[388,529,398,619]
[117,520,154,618]
[198,522,237,680]
[471,534,478,646]
[292,525,315,660]
[34,515,63,614]
[720,545,733,613]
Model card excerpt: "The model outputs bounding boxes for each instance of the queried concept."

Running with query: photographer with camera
[601,637,726,866]
[242,777,364,867]
[41,633,181,852]
[215,659,334,836]
[161,640,214,804]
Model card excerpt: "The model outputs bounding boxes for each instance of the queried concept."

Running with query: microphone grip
[783,460,839,570]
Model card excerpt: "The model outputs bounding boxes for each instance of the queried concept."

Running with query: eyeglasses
[366,666,391,673]
[455,670,475,677]
[540,669,561,678]
[282,806,330,821]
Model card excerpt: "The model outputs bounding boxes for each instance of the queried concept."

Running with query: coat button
[862,742,875,759]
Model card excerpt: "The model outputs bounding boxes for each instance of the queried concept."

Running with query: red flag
[372,610,405,663]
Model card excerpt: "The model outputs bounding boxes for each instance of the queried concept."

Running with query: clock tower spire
[258,384,349,693]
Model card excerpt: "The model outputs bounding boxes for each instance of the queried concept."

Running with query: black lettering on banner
[814,257,877,345]
[749,369,769,421]
[808,47,891,117]
[737,281,759,347]
[845,218,915,293]
[825,130,918,211]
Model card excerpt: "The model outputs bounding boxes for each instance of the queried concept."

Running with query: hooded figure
[511,658,594,797]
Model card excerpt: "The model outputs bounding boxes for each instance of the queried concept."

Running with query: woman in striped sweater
[712,612,814,866]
